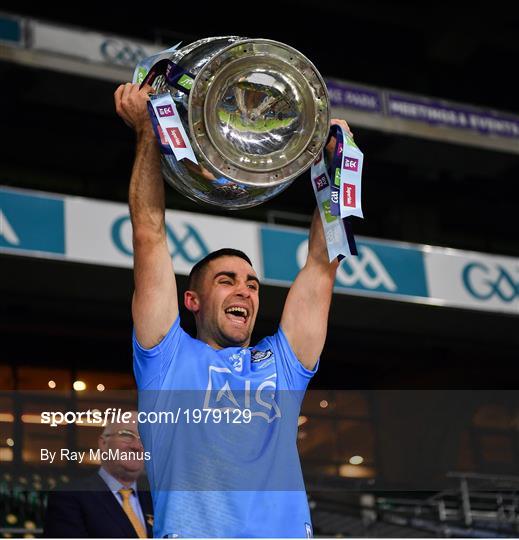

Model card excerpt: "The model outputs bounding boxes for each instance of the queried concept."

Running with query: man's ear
[184,290,200,313]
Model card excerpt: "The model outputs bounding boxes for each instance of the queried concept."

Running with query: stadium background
[1,3,518,537]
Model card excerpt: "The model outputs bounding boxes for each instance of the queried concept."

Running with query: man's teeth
[225,307,248,317]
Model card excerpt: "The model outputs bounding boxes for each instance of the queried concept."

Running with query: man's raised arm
[280,119,352,370]
[114,83,178,348]
[280,209,338,370]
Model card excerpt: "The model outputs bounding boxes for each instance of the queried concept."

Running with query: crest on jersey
[251,349,273,363]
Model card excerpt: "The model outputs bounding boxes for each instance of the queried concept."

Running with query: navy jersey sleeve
[133,316,184,389]
[269,326,319,390]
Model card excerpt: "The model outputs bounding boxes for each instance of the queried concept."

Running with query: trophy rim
[188,38,330,188]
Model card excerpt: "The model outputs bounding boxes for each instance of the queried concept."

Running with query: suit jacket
[44,473,154,538]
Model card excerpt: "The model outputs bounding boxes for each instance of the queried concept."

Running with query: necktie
[118,488,147,538]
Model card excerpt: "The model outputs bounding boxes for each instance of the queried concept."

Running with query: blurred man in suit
[44,411,153,538]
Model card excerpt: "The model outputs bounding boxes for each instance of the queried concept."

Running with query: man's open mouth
[224,306,249,324]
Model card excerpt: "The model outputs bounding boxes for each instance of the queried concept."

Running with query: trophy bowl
[152,36,330,209]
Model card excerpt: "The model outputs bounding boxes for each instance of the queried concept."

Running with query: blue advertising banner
[0,14,23,46]
[326,78,519,143]
[0,189,65,255]
[261,227,429,299]
[1,187,516,315]
[325,80,383,113]
[387,93,519,139]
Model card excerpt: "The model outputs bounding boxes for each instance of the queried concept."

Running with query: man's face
[98,412,144,481]
[191,256,260,349]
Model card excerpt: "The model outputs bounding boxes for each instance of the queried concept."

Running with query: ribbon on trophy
[310,124,364,261]
[132,43,182,86]
[133,44,198,165]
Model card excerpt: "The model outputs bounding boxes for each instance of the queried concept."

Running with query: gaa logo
[166,127,186,148]
[100,39,149,66]
[336,245,397,291]
[157,105,174,117]
[343,183,356,207]
[112,216,209,263]
[313,174,329,192]
[462,263,518,302]
[343,156,359,171]
[296,241,397,292]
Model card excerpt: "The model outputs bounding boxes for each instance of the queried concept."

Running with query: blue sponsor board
[326,79,382,113]
[0,189,65,255]
[387,93,519,139]
[261,227,428,299]
[0,15,23,46]
[261,228,304,283]
[326,77,519,142]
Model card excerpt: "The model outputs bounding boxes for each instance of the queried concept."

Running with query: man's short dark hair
[187,248,253,291]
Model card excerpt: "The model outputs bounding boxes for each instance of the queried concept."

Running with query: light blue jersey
[133,317,317,538]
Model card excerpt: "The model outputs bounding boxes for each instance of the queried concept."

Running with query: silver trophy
[151,36,330,209]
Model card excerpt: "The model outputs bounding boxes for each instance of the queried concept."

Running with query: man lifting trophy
[114,36,363,537]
